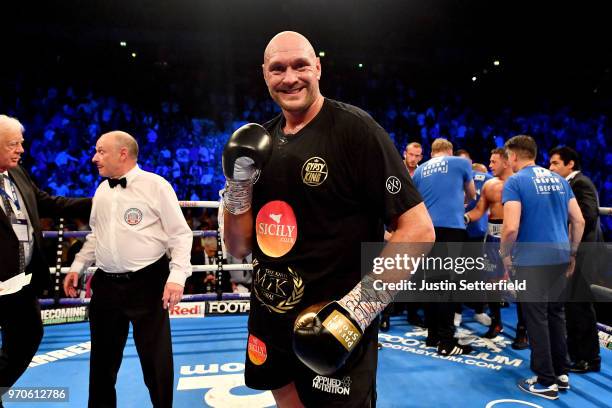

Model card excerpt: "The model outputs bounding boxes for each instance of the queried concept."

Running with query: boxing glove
[222,123,272,214]
[293,301,364,375]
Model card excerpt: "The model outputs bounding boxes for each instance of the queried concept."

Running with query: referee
[64,131,192,408]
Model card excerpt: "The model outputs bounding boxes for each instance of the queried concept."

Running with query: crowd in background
[0,81,610,296]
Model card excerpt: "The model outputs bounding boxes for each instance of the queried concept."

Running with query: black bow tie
[108,177,127,189]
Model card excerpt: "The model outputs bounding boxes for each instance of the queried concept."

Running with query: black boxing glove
[221,123,272,215]
[293,301,364,375]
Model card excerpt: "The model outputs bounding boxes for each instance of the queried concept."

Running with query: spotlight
[358,63,363,68]
[493,60,500,66]
[120,41,127,47]
[131,52,137,58]
[472,76,477,82]
[319,51,326,57]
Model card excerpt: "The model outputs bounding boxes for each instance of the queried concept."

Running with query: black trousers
[88,257,173,408]
[517,264,569,386]
[566,302,599,362]
[565,262,600,362]
[425,227,466,345]
[516,302,526,329]
[0,286,43,393]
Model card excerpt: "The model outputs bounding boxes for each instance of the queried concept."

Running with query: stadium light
[472,76,477,82]
[493,60,500,66]
[120,41,127,47]
[131,52,137,58]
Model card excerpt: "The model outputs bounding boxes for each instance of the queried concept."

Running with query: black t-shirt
[249,98,422,348]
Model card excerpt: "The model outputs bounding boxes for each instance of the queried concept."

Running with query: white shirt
[0,171,34,295]
[566,170,580,182]
[70,165,192,286]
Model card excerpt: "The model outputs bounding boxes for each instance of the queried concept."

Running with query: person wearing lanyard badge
[0,114,91,405]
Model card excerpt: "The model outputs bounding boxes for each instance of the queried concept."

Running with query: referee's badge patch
[124,208,143,225]
[247,334,267,365]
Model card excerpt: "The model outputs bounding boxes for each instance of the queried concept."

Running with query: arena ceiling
[2,1,611,105]
[5,1,610,68]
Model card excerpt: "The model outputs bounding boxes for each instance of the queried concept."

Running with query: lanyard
[0,176,21,212]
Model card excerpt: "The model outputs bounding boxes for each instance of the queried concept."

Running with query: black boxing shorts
[483,220,504,281]
[244,318,379,408]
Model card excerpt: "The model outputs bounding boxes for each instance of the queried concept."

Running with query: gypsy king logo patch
[256,201,297,258]
[124,208,143,225]
[301,156,328,186]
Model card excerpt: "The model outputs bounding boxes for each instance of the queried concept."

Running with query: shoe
[475,313,492,326]
[425,337,439,347]
[437,341,473,356]
[454,313,462,327]
[556,374,570,390]
[570,359,601,373]
[512,327,529,350]
[483,323,504,339]
[517,377,559,400]
[380,316,390,332]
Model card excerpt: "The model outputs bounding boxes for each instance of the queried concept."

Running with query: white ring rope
[42,200,612,277]
[42,230,218,238]
[178,200,220,208]
[49,263,253,274]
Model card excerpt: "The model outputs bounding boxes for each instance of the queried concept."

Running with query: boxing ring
[8,203,612,407]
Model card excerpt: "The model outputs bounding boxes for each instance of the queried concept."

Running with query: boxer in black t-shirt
[222,31,434,407]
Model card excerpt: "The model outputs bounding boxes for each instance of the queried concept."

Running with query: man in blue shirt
[466,163,493,241]
[501,135,585,400]
[413,138,476,355]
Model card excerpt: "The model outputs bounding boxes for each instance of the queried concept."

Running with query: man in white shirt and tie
[64,131,192,408]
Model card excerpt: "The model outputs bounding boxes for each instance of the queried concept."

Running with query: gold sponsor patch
[322,310,362,351]
[253,266,304,314]
[301,157,328,186]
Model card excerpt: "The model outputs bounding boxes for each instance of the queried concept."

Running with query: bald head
[102,131,139,160]
[264,31,316,63]
[262,31,323,117]
[93,130,138,178]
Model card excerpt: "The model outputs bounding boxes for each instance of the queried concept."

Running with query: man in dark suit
[550,146,603,373]
[0,114,91,402]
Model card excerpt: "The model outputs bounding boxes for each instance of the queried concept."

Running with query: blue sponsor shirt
[502,165,574,265]
[413,155,473,229]
[466,171,493,238]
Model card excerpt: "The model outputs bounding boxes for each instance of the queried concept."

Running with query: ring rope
[42,230,219,239]
[49,263,253,274]
[39,292,250,307]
